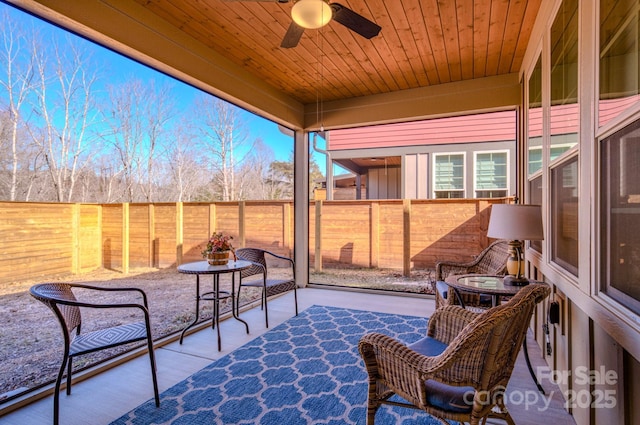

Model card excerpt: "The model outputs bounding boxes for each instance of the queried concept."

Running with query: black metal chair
[235,248,298,328]
[29,283,160,425]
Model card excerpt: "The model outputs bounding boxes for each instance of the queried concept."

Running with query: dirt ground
[0,266,434,401]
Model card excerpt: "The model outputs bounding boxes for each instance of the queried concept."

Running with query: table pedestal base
[180,272,249,351]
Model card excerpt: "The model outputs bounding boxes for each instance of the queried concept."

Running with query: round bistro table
[445,274,524,308]
[177,260,251,351]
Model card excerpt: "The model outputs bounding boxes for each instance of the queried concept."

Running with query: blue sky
[2,2,327,164]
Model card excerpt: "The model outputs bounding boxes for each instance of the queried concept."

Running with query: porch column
[294,130,310,288]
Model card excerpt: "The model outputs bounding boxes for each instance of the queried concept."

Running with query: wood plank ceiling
[133,0,542,105]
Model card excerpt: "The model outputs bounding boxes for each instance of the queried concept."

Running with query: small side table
[444,274,548,394]
[178,260,251,351]
[445,274,523,308]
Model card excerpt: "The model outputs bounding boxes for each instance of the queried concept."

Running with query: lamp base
[503,275,530,286]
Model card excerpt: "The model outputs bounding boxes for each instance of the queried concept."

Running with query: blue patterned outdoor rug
[111,305,444,425]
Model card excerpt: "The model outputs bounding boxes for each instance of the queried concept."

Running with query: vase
[207,250,230,266]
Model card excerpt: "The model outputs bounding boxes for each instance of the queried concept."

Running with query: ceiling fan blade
[281,22,305,48]
[330,3,381,39]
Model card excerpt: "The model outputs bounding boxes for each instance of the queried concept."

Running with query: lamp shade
[291,0,332,29]
[487,204,544,241]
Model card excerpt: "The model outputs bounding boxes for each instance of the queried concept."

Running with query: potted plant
[202,232,234,265]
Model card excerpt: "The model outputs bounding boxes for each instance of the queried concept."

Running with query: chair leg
[488,397,515,425]
[293,286,298,316]
[145,333,160,407]
[264,288,270,328]
[66,357,73,395]
[366,399,379,425]
[53,355,69,425]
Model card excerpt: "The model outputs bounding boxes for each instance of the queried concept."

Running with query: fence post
[122,203,129,274]
[176,202,183,265]
[315,200,322,272]
[403,199,411,277]
[238,201,246,248]
[209,203,216,235]
[370,201,379,268]
[71,203,80,274]
[148,204,155,267]
[283,202,292,256]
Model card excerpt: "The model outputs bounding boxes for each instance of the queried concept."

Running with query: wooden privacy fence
[0,198,509,284]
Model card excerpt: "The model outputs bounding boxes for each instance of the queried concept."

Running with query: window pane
[600,119,640,314]
[435,154,464,190]
[529,175,543,253]
[550,0,579,155]
[435,191,464,199]
[476,152,507,198]
[551,156,579,275]
[600,0,640,127]
[528,55,543,175]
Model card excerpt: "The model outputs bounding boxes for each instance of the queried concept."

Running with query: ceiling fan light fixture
[291,0,332,29]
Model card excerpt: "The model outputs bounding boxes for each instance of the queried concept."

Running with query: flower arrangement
[201,232,233,257]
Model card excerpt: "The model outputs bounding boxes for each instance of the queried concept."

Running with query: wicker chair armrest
[426,305,480,344]
[435,260,480,281]
[359,333,446,406]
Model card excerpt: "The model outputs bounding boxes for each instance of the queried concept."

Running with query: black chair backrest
[30,283,82,337]
[235,248,267,278]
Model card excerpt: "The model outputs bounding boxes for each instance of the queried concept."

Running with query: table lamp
[487,204,544,285]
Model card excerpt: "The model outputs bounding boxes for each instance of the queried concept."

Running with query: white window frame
[433,152,466,198]
[473,150,510,198]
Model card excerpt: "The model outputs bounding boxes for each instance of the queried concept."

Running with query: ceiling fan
[225,0,382,48]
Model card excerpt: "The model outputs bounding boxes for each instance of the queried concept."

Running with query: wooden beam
[304,74,522,130]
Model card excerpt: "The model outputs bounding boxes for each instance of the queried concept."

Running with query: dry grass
[0,265,434,401]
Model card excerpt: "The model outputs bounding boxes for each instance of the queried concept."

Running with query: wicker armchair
[29,283,160,425]
[359,283,550,425]
[432,239,510,309]
[235,247,298,328]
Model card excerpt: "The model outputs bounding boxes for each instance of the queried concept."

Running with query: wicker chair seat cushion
[69,321,148,356]
[407,335,448,356]
[407,336,474,414]
[434,281,493,306]
[423,380,474,414]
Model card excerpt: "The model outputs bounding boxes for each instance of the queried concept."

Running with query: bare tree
[102,79,144,202]
[193,96,250,201]
[30,35,99,202]
[0,11,35,201]
[140,80,175,202]
[102,79,175,202]
[235,138,275,200]
[163,123,206,201]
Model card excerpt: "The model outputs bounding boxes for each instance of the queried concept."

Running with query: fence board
[183,203,211,262]
[0,202,93,283]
